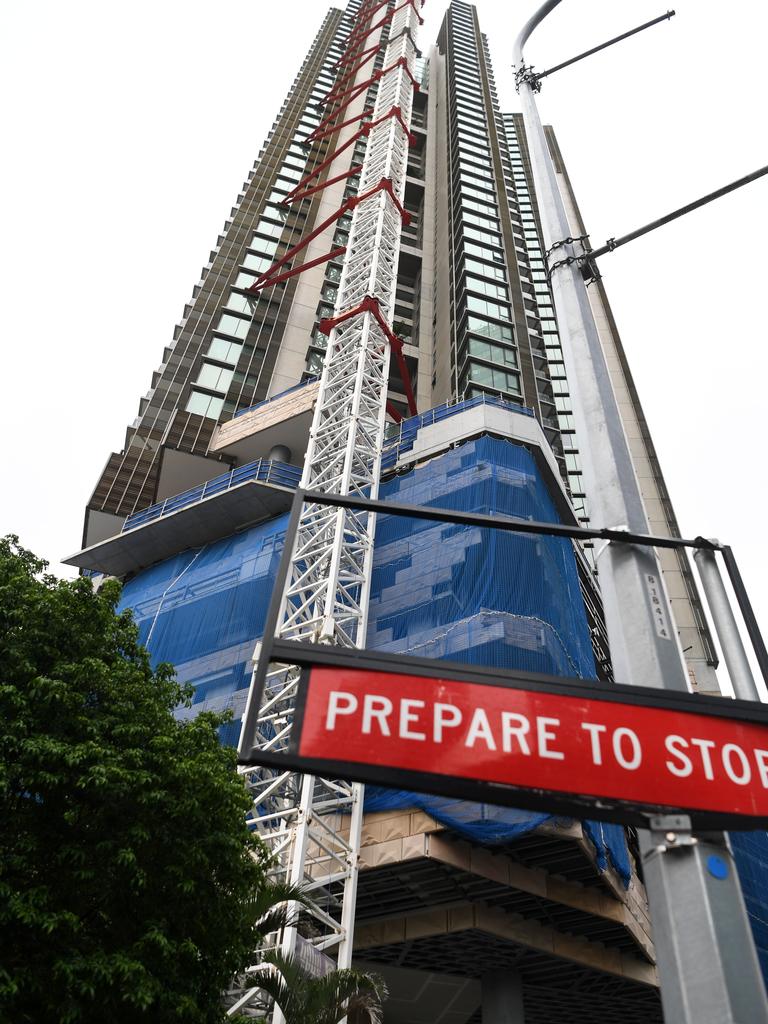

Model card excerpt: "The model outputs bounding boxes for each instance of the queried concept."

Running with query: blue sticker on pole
[707,855,729,880]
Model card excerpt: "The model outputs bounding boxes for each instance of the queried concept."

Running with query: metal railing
[381,393,534,470]
[121,459,301,533]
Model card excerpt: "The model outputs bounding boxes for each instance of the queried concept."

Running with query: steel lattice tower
[233,1,424,1016]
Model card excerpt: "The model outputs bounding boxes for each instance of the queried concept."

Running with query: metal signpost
[512,1,768,1020]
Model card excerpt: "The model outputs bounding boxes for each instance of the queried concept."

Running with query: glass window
[463,210,499,230]
[225,291,256,315]
[196,363,234,393]
[234,271,256,290]
[277,165,303,182]
[464,240,504,263]
[466,295,511,322]
[468,362,493,386]
[307,351,325,374]
[465,257,506,281]
[243,253,274,274]
[462,196,498,217]
[466,275,508,301]
[468,338,518,367]
[469,363,521,394]
[206,338,243,364]
[461,184,497,207]
[459,153,493,172]
[264,203,290,223]
[467,315,513,342]
[253,220,283,239]
[459,139,491,160]
[185,391,225,419]
[245,240,278,261]
[463,225,502,247]
[216,313,250,338]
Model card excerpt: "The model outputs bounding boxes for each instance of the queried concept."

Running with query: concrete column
[482,971,525,1023]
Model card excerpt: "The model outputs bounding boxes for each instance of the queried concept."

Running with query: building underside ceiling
[355,856,640,954]
[361,931,662,1024]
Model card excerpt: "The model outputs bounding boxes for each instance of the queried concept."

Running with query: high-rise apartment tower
[71,2,757,1020]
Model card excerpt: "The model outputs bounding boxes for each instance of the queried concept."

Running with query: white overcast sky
[1,0,766,687]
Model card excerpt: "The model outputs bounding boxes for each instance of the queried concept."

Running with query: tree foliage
[0,537,269,1024]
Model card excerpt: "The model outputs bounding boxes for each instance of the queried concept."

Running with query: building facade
[71,1,747,1019]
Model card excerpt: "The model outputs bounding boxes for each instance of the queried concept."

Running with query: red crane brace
[284,131,365,205]
[318,295,417,416]
[317,55,420,125]
[319,45,380,107]
[284,164,363,208]
[333,1,390,69]
[309,4,383,150]
[342,0,423,57]
[246,0,425,419]
[250,176,410,294]
[386,401,404,423]
[334,0,383,62]
[245,247,347,293]
[308,107,373,147]
[284,104,416,206]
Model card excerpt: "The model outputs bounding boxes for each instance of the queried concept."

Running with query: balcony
[65,458,299,578]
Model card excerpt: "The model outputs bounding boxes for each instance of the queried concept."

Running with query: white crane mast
[235,0,423,1015]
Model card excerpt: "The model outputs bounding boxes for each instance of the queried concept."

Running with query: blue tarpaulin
[118,435,630,884]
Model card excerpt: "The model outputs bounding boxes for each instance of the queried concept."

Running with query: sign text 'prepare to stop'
[297,666,768,820]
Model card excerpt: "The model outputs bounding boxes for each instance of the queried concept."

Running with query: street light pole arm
[513,0,563,69]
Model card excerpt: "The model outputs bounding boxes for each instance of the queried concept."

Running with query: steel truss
[233,0,423,1017]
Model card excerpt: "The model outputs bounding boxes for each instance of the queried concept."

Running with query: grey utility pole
[513,3,768,1022]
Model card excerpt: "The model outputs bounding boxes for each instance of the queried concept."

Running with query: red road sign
[244,643,768,827]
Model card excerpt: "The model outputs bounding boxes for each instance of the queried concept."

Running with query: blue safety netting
[370,436,596,679]
[730,831,768,988]
[117,434,630,884]
[119,520,289,748]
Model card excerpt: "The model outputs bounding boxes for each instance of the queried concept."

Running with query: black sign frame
[242,637,768,830]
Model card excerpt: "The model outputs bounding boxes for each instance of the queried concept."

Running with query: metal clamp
[545,234,590,259]
[647,814,698,854]
[593,525,629,563]
[514,64,541,93]
[545,234,591,280]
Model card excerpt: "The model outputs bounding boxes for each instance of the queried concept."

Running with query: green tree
[0,536,273,1024]
[254,952,386,1024]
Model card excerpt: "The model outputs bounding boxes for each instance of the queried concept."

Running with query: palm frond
[246,950,387,1024]
[247,880,315,939]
